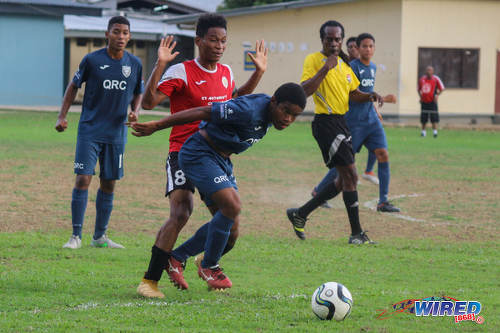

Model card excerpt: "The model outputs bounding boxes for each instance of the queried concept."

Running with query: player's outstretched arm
[350,89,384,107]
[55,82,78,132]
[128,106,211,137]
[142,36,179,110]
[301,55,338,97]
[235,40,268,97]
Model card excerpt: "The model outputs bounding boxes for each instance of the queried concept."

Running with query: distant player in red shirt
[137,13,268,298]
[418,66,445,137]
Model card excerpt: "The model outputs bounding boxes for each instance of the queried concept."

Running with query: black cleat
[377,201,401,213]
[348,231,376,244]
[286,208,307,240]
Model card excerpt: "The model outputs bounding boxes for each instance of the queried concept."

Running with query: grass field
[0,110,499,332]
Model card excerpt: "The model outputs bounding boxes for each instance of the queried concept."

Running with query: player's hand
[324,54,338,70]
[370,92,384,107]
[127,121,158,137]
[157,35,180,65]
[55,118,68,132]
[248,39,268,73]
[434,94,439,102]
[383,94,397,104]
[128,111,139,123]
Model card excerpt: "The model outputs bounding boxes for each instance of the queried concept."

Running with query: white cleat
[63,235,82,249]
[90,234,125,249]
[362,172,379,185]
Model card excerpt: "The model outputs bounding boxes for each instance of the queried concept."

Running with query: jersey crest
[122,65,131,78]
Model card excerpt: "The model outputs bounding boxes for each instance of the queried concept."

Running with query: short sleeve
[300,54,319,83]
[435,76,445,90]
[157,63,187,97]
[135,63,144,95]
[210,99,250,125]
[72,55,90,88]
[347,66,360,92]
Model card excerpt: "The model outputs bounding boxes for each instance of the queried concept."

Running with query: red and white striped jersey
[158,59,235,152]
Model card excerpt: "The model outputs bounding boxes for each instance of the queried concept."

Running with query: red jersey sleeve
[157,63,187,97]
[434,75,445,91]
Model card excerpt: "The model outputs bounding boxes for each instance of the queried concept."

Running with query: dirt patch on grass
[1,146,498,245]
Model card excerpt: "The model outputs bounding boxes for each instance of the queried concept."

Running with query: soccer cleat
[348,231,376,245]
[90,234,125,248]
[361,171,379,185]
[421,130,427,137]
[311,191,332,209]
[166,257,189,290]
[63,235,81,249]
[198,265,232,290]
[137,278,165,298]
[377,201,401,213]
[194,253,204,269]
[433,132,438,138]
[286,208,307,240]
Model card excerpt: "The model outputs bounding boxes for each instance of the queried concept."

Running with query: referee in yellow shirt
[287,20,383,244]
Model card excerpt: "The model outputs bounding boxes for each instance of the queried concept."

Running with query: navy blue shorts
[350,120,388,153]
[178,132,238,207]
[74,139,124,180]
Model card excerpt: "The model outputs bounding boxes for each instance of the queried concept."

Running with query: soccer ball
[311,282,353,321]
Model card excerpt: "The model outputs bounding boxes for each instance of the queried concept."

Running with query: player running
[286,21,383,244]
[136,13,268,298]
[131,83,306,291]
[56,16,143,249]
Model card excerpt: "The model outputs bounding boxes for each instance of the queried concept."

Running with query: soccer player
[345,33,399,212]
[55,16,143,249]
[136,14,268,297]
[131,83,306,292]
[286,20,383,244]
[418,65,445,137]
[346,36,359,61]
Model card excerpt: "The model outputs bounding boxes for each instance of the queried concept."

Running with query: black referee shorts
[311,114,355,168]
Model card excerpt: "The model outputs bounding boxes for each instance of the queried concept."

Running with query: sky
[170,0,224,12]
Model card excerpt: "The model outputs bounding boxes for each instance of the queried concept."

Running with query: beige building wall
[223,0,403,114]
[68,38,149,102]
[400,0,500,115]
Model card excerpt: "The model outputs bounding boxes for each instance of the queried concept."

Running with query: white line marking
[363,193,427,223]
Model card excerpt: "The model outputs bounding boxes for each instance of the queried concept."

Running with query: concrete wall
[400,0,500,115]
[0,14,64,106]
[223,0,403,114]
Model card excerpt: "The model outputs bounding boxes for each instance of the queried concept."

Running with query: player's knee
[375,149,389,162]
[220,201,241,219]
[170,210,191,228]
[74,175,91,190]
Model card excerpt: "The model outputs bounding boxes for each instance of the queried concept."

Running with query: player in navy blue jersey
[55,16,144,249]
[129,82,306,290]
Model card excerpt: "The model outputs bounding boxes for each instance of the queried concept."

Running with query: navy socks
[71,188,88,238]
[94,189,114,240]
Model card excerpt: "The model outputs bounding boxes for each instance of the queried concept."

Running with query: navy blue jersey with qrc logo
[199,94,272,154]
[346,58,378,125]
[72,48,144,144]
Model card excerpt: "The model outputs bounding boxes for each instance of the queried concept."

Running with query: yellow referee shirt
[301,52,359,115]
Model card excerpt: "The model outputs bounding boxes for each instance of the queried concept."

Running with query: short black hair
[274,82,307,110]
[107,16,130,31]
[196,13,227,37]
[346,37,357,46]
[356,33,375,46]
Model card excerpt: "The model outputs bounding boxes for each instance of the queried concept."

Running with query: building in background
[164,0,500,123]
[0,0,101,106]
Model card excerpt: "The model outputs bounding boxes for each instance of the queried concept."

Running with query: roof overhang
[0,0,102,16]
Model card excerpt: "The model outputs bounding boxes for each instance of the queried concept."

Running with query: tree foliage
[219,0,300,10]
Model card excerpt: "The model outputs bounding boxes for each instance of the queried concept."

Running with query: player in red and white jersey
[418,66,445,137]
[137,13,268,298]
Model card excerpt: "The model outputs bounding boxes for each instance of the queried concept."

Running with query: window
[418,48,479,89]
[93,39,104,47]
[136,41,145,49]
[76,38,88,47]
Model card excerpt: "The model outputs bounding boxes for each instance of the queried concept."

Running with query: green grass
[0,110,499,332]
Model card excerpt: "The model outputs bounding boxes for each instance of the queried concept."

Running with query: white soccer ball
[311,282,353,321]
